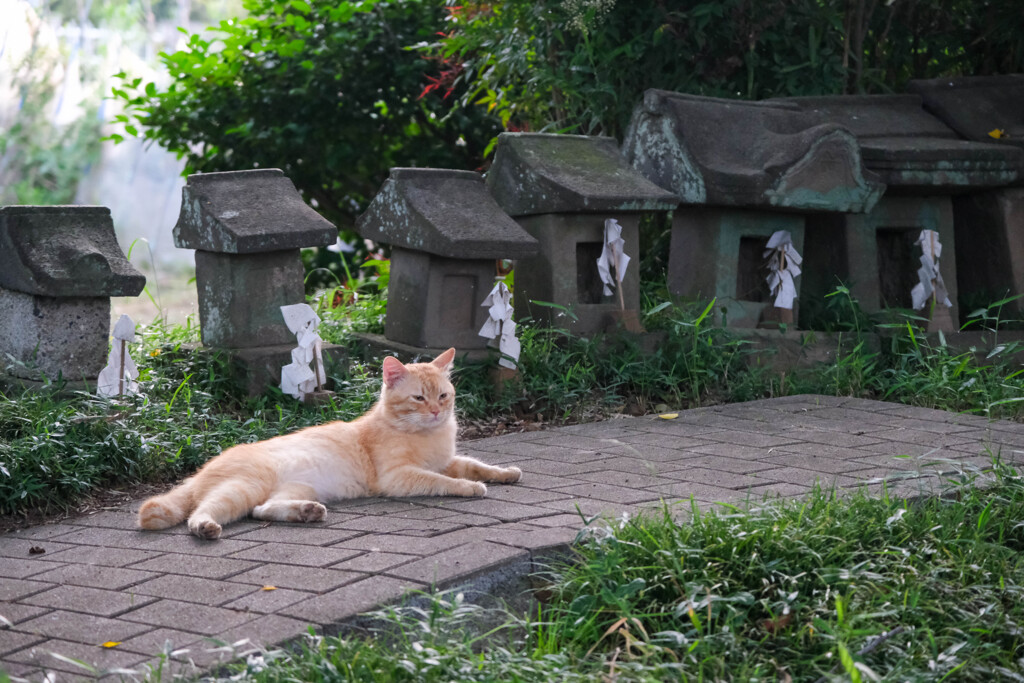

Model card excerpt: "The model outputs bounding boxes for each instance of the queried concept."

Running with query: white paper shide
[280,303,327,400]
[97,315,140,397]
[764,230,802,309]
[478,281,520,369]
[596,218,631,306]
[910,229,952,311]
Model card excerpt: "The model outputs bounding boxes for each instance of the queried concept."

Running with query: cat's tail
[138,478,196,530]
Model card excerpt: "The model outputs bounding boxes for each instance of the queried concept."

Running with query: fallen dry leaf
[658,413,679,420]
[101,641,121,648]
[261,585,278,591]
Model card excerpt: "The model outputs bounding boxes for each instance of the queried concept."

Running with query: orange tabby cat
[138,348,521,540]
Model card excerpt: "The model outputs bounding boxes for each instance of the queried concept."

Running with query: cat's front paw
[501,466,522,483]
[460,481,487,497]
[297,502,327,523]
[189,518,222,540]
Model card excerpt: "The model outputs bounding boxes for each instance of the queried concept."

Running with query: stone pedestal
[486,133,678,336]
[801,195,958,325]
[173,169,337,395]
[194,250,305,348]
[0,205,145,388]
[512,212,644,333]
[953,188,1024,315]
[667,208,806,328]
[358,168,538,355]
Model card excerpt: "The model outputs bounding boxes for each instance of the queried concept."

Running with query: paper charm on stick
[910,229,953,311]
[764,230,803,309]
[97,315,140,397]
[596,218,631,310]
[280,303,326,400]
[478,282,520,369]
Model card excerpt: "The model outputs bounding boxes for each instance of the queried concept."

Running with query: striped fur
[138,348,521,540]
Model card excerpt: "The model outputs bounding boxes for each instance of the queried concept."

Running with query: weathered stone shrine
[173,169,338,393]
[357,168,538,354]
[487,132,678,334]
[622,90,884,327]
[0,205,145,388]
[908,75,1024,314]
[777,94,1024,327]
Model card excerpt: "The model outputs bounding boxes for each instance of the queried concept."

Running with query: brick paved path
[3,394,1024,680]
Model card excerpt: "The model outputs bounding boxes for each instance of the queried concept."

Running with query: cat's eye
[413,395,425,401]
[439,393,448,400]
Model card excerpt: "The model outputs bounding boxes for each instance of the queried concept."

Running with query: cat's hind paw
[501,466,522,483]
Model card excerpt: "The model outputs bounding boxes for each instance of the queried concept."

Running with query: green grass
[74,462,1021,682]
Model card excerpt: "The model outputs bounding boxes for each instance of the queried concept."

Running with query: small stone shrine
[486,132,678,334]
[0,205,145,388]
[357,168,538,354]
[908,75,1024,314]
[777,94,1024,328]
[622,90,884,327]
[173,168,338,393]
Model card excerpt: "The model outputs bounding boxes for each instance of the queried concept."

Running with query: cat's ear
[432,347,456,374]
[381,356,408,388]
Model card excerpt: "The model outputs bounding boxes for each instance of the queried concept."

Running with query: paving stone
[528,434,641,453]
[71,511,152,531]
[229,526,363,545]
[129,553,259,579]
[3,524,84,541]
[121,599,254,636]
[0,557,64,580]
[20,585,157,618]
[688,442,780,460]
[227,564,365,593]
[518,459,609,477]
[0,601,49,626]
[479,484,569,505]
[759,451,876,475]
[571,470,683,490]
[470,526,579,553]
[659,466,766,491]
[689,430,800,448]
[0,660,42,679]
[610,431,720,450]
[422,512,502,527]
[332,516,468,536]
[744,467,862,488]
[228,543,361,567]
[0,538,76,559]
[0,579,55,602]
[33,563,158,591]
[327,499,433,515]
[51,527,261,557]
[222,587,312,615]
[42,546,162,568]
[743,482,816,499]
[536,497,635,518]
[671,453,780,474]
[0,629,46,658]
[763,428,884,448]
[386,541,528,586]
[330,551,419,573]
[206,613,311,651]
[116,627,202,657]
[580,455,689,476]
[522,513,587,529]
[438,498,556,522]
[131,575,256,606]
[335,531,478,556]
[17,611,151,645]
[652,481,746,504]
[281,576,423,625]
[633,419,730,437]
[550,482,663,505]
[5,636,151,674]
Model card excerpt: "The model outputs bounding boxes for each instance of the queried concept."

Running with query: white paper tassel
[764,230,803,309]
[97,314,140,397]
[596,218,631,299]
[280,303,326,400]
[477,282,520,369]
[910,229,952,310]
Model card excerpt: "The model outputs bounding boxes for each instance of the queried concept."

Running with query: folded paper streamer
[911,229,952,311]
[478,281,520,369]
[596,218,631,308]
[764,230,803,310]
[280,303,326,400]
[97,315,140,397]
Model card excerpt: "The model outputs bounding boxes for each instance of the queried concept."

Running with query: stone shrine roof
[173,169,336,253]
[357,168,539,259]
[776,94,1024,191]
[0,205,145,297]
[908,75,1024,150]
[486,133,679,217]
[622,90,884,212]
